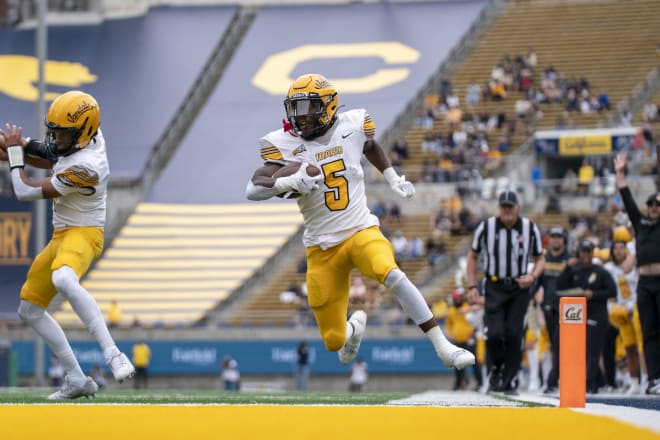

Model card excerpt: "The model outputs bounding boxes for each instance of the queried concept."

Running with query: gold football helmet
[612,226,632,243]
[284,74,338,140]
[45,90,100,156]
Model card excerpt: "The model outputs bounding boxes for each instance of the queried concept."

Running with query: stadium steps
[53,203,301,328]
[395,0,660,182]
[223,214,437,327]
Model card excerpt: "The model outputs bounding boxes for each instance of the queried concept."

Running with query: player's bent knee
[323,330,345,352]
[18,300,45,325]
[51,266,78,294]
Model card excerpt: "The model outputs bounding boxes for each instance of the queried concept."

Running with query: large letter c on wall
[252,42,420,95]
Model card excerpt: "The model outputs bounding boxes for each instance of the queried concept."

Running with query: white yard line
[388,390,660,434]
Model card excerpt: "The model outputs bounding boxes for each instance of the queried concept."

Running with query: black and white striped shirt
[471,216,543,279]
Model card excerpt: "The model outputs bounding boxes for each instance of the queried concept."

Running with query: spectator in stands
[295,341,310,391]
[89,364,107,390]
[577,159,595,195]
[466,83,481,107]
[391,138,410,160]
[349,356,369,392]
[107,300,122,328]
[0,91,135,400]
[246,73,474,373]
[221,356,241,391]
[391,230,408,263]
[132,340,151,390]
[349,277,367,307]
[597,91,611,112]
[557,240,616,394]
[48,354,64,387]
[614,153,660,395]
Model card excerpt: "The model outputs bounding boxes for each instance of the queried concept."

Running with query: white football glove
[383,167,415,199]
[273,162,324,195]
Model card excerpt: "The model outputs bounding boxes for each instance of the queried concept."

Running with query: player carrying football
[246,74,475,370]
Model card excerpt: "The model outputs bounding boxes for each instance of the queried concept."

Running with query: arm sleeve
[10,169,43,201]
[619,186,642,230]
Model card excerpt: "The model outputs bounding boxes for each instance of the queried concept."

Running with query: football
[271,162,321,179]
[272,162,321,199]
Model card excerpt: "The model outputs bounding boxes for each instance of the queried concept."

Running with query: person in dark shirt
[557,240,616,393]
[535,226,575,393]
[614,153,660,395]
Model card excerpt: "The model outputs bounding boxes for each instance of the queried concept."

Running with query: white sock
[346,321,355,340]
[18,301,85,384]
[384,269,433,324]
[426,326,452,354]
[52,266,119,356]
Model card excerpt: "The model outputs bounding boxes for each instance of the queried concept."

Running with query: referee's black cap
[498,190,519,206]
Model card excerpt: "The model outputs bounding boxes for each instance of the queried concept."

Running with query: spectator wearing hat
[534,226,575,394]
[557,240,616,393]
[614,153,660,395]
[466,190,545,394]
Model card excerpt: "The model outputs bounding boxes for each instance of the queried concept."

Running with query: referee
[466,190,545,394]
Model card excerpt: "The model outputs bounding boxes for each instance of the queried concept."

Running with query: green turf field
[0,388,411,405]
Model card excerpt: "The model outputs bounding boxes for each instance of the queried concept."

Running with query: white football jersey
[603,261,638,312]
[50,129,109,229]
[259,109,379,249]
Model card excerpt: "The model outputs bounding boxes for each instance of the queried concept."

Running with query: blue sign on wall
[10,338,452,375]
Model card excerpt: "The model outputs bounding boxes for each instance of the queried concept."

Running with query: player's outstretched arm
[364,139,415,199]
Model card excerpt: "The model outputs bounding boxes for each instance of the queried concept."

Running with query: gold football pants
[20,227,104,308]
[305,226,397,351]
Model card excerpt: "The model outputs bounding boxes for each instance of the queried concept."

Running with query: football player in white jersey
[246,74,474,370]
[604,239,645,394]
[0,91,135,399]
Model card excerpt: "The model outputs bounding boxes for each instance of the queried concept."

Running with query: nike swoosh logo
[341,132,352,139]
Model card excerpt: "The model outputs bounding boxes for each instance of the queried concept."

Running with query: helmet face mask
[284,74,338,140]
[45,91,100,157]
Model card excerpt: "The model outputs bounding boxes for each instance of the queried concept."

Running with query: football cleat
[437,343,476,370]
[47,375,98,400]
[338,310,367,365]
[107,352,135,382]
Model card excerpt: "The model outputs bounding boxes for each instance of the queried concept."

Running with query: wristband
[7,145,25,169]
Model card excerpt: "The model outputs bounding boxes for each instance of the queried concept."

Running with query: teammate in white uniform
[604,239,644,394]
[0,91,135,400]
[246,74,474,370]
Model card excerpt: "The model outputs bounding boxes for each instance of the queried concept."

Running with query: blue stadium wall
[10,338,453,375]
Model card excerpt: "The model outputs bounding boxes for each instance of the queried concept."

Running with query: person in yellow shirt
[107,300,122,328]
[446,290,482,390]
[132,341,151,389]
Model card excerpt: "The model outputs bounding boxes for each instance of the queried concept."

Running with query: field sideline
[0,389,658,439]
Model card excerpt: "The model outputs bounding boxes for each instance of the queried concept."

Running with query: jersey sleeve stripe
[363,114,376,137]
[261,151,284,160]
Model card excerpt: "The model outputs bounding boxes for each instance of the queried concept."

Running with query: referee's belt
[489,276,517,285]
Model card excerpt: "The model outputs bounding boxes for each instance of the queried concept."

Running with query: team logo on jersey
[293,144,307,156]
[588,272,597,284]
